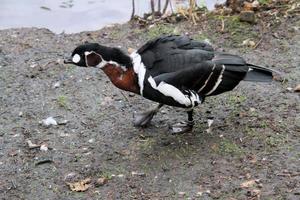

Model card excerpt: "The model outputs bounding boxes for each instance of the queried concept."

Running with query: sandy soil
[0,7,299,200]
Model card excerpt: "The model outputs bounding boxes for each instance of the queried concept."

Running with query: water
[0,0,225,34]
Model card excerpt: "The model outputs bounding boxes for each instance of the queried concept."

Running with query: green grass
[57,95,69,109]
[99,171,113,180]
[207,14,259,47]
[218,139,244,155]
[258,0,272,5]
[228,94,247,105]
[146,24,179,40]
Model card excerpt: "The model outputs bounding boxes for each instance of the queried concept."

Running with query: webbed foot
[133,104,163,127]
[169,121,194,134]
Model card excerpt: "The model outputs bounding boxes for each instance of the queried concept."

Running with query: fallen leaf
[67,178,91,192]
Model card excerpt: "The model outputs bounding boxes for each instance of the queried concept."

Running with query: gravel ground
[0,7,299,199]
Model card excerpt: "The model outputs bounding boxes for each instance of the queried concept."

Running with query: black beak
[64,57,73,64]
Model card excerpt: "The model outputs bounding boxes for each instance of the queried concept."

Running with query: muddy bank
[0,6,299,200]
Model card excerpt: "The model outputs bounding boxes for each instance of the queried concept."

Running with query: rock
[52,81,60,88]
[95,177,108,187]
[226,0,243,13]
[178,191,186,196]
[294,84,300,92]
[64,172,77,182]
[242,39,256,47]
[40,144,48,151]
[287,87,293,92]
[88,138,95,143]
[244,0,259,11]
[57,119,68,125]
[131,171,146,177]
[27,140,40,149]
[40,117,57,127]
[239,11,256,23]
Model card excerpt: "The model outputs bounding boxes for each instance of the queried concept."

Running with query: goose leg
[133,104,163,127]
[169,109,194,134]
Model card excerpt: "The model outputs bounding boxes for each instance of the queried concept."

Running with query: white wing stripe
[206,65,226,95]
[198,64,216,93]
[130,51,146,96]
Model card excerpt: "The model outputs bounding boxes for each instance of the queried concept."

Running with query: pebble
[40,144,48,151]
[41,117,57,127]
[294,84,300,92]
[131,171,146,177]
[53,81,60,88]
[88,138,95,143]
[242,39,256,47]
[27,140,40,149]
[239,11,256,23]
[95,177,108,187]
[64,172,77,182]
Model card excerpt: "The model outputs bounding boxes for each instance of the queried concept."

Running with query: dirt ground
[0,6,299,200]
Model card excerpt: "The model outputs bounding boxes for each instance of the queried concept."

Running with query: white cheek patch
[72,54,81,63]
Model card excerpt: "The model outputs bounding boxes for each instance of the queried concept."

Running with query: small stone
[239,11,256,23]
[53,81,60,88]
[243,0,259,11]
[58,120,68,125]
[242,39,256,47]
[131,171,146,177]
[178,191,186,196]
[117,174,124,178]
[64,172,77,182]
[40,144,48,151]
[41,117,57,127]
[207,119,214,128]
[18,111,23,117]
[30,63,38,68]
[294,84,300,92]
[27,140,40,149]
[95,177,108,187]
[286,87,293,91]
[88,138,95,143]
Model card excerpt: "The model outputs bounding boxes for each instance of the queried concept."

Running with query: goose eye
[72,54,81,63]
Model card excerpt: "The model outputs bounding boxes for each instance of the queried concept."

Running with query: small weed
[99,171,113,180]
[218,139,244,155]
[228,94,247,106]
[57,95,69,109]
[146,24,178,39]
[109,28,124,40]
[258,0,272,5]
[208,14,259,47]
[139,137,156,150]
[265,135,284,148]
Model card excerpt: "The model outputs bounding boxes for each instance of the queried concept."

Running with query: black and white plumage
[131,35,272,108]
[65,35,274,134]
